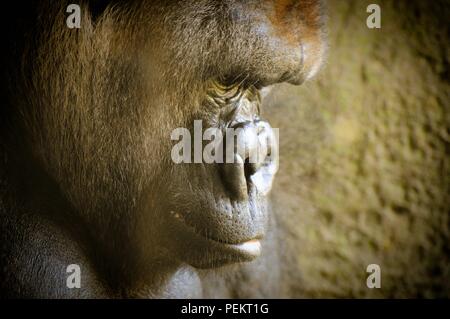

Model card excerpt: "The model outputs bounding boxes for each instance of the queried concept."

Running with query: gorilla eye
[206,80,243,107]
[205,79,262,126]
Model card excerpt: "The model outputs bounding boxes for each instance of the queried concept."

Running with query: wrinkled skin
[0,0,325,298]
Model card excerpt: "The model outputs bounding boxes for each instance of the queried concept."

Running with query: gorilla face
[17,0,326,274]
[141,0,326,269]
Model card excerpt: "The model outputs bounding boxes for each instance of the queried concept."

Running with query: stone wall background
[266,0,449,298]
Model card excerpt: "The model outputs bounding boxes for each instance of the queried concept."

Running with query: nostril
[221,154,248,201]
[244,157,257,191]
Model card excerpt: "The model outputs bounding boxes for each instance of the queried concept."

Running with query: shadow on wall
[266,0,449,298]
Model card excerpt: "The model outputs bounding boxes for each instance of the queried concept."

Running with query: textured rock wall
[266,0,449,298]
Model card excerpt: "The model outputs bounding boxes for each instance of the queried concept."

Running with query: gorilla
[0,0,325,298]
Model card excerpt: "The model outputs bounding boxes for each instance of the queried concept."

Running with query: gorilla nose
[222,120,278,200]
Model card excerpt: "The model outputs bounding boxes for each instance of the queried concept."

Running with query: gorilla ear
[89,0,112,21]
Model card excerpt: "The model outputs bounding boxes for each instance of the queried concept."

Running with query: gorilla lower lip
[227,239,261,257]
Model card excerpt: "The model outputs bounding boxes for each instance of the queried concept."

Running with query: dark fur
[0,0,325,298]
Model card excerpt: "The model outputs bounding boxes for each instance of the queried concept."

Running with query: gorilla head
[0,0,325,297]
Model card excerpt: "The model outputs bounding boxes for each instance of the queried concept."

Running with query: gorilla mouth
[170,210,263,247]
[167,209,263,268]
